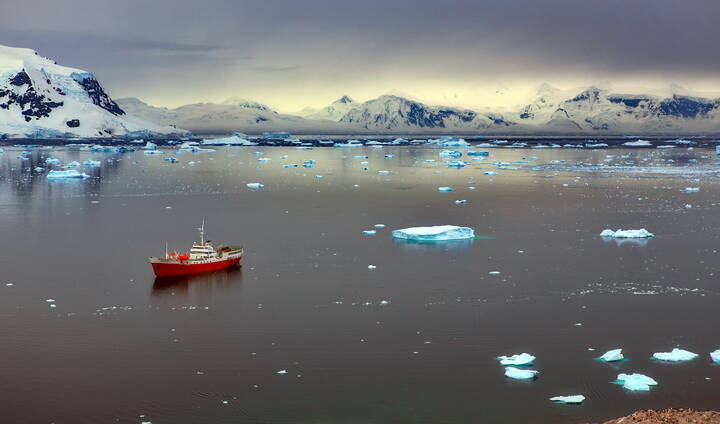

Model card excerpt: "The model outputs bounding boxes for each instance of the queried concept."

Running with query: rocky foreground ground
[600,409,720,424]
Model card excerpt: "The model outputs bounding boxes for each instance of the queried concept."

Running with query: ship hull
[151,256,242,277]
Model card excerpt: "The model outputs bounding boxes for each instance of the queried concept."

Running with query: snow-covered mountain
[0,45,184,138]
[305,95,356,121]
[513,84,720,133]
[116,97,348,133]
[337,95,515,131]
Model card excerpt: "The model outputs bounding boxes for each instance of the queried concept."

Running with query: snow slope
[0,45,185,138]
[305,95,356,121]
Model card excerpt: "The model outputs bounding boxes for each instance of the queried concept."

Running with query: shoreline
[597,409,720,424]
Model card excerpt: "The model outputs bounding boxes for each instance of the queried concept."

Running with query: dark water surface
[1,145,719,423]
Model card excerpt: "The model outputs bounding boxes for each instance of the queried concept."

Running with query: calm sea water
[1,144,719,424]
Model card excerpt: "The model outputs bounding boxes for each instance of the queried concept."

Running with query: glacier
[391,226,475,241]
[0,45,185,138]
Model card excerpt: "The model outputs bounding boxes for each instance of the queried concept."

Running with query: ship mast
[199,219,205,245]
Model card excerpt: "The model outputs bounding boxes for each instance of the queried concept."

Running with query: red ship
[150,222,243,277]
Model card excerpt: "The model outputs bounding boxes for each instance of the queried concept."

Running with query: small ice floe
[682,187,700,193]
[598,348,624,362]
[504,367,539,380]
[257,157,271,162]
[614,373,658,391]
[711,349,720,364]
[391,225,475,241]
[374,224,385,228]
[600,228,654,238]
[34,166,44,172]
[497,353,535,366]
[362,230,376,235]
[467,151,489,156]
[282,164,298,168]
[440,150,463,158]
[367,265,377,270]
[66,161,80,168]
[378,170,391,175]
[144,150,164,155]
[83,159,101,167]
[246,183,265,189]
[437,187,453,192]
[447,160,466,168]
[143,141,157,150]
[454,200,467,205]
[47,170,89,179]
[276,370,288,374]
[163,157,178,163]
[483,171,497,176]
[623,140,653,147]
[652,348,699,362]
[488,271,501,275]
[550,395,585,404]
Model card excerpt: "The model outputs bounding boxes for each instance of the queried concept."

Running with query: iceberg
[143,141,157,150]
[437,187,453,192]
[440,150,462,158]
[615,373,658,391]
[447,160,466,168]
[392,225,475,241]
[45,157,62,166]
[66,161,80,168]
[246,183,264,189]
[711,349,720,364]
[144,150,164,155]
[83,159,101,167]
[652,348,699,362]
[550,395,585,404]
[599,348,624,362]
[600,228,654,238]
[467,151,489,156]
[504,367,539,380]
[497,353,535,366]
[362,230,376,235]
[164,157,178,163]
[47,170,89,179]
[623,140,653,147]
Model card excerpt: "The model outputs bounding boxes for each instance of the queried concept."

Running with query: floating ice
[623,140,652,147]
[45,157,61,166]
[378,170,391,175]
[374,224,385,228]
[276,370,287,374]
[83,159,101,167]
[282,164,298,168]
[66,161,80,168]
[615,373,658,391]
[367,265,377,269]
[483,171,497,176]
[683,187,700,193]
[600,229,654,238]
[454,200,467,205]
[437,187,453,192]
[447,160,466,168]
[652,348,699,362]
[440,150,462,158]
[163,157,178,163]
[47,170,89,179]
[504,367,539,380]
[599,348,624,362]
[467,151,489,156]
[550,395,585,404]
[362,230,376,235]
[246,183,264,189]
[497,353,535,366]
[392,225,474,241]
[144,150,164,155]
[711,349,720,364]
[143,141,157,150]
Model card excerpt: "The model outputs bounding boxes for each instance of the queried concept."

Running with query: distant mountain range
[119,86,720,135]
[0,45,183,138]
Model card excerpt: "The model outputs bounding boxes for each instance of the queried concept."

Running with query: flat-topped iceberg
[652,348,698,362]
[47,169,89,179]
[550,395,585,404]
[623,140,653,147]
[504,367,538,380]
[711,349,720,364]
[600,229,654,238]
[599,348,624,362]
[615,373,658,391]
[497,353,535,366]
[392,226,474,241]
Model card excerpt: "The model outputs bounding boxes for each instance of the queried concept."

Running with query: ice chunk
[362,230,376,235]
[467,151,489,156]
[447,160,466,168]
[682,187,700,193]
[711,349,720,364]
[83,159,101,167]
[66,161,80,168]
[454,200,467,205]
[623,140,652,147]
[440,150,462,158]
[45,157,62,166]
[47,170,89,179]
[483,171,497,176]
[504,367,539,380]
[143,141,157,150]
[652,348,699,362]
[599,348,624,362]
[246,183,264,189]
[144,150,164,155]
[392,225,474,241]
[550,395,585,404]
[615,373,658,391]
[276,370,287,374]
[367,265,377,269]
[374,224,385,228]
[497,353,535,366]
[600,228,654,238]
[437,187,453,192]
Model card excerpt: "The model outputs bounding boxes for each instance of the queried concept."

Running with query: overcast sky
[2,0,719,111]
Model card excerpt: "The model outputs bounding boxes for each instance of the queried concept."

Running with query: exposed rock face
[599,409,720,424]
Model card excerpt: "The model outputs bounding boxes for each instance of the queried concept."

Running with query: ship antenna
[165,241,169,259]
[200,218,205,245]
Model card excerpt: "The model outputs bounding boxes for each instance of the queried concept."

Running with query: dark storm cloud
[2,0,719,106]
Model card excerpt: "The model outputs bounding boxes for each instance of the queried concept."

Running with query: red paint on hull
[152,257,242,277]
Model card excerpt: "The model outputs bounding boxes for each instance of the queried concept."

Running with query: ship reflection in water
[151,266,243,299]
